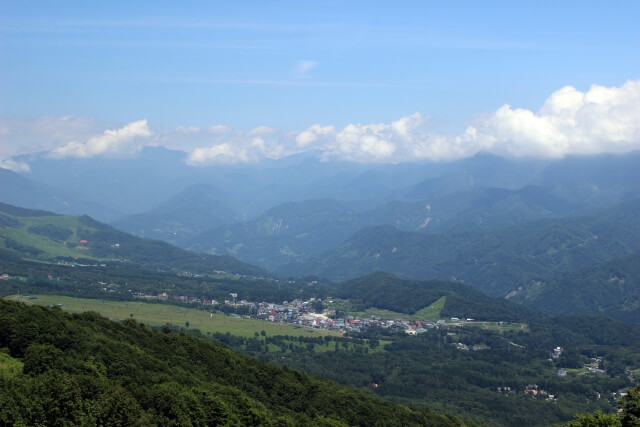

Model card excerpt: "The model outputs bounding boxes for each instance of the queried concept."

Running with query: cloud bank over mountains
[1,80,638,171]
[49,120,152,159]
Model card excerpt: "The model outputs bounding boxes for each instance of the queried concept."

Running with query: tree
[566,383,640,426]
[565,411,621,427]
[620,384,640,426]
[312,300,324,313]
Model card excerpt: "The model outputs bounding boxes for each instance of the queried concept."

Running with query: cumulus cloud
[462,80,640,158]
[0,116,102,161]
[296,113,466,162]
[209,125,231,134]
[296,124,335,148]
[50,120,152,158]
[183,127,290,166]
[1,80,638,168]
[168,80,640,165]
[297,79,640,162]
[187,143,249,164]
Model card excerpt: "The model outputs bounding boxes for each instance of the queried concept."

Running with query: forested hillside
[281,199,640,297]
[512,254,640,323]
[0,300,471,426]
[186,184,640,271]
[335,272,541,322]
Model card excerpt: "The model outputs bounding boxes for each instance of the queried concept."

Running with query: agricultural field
[6,295,340,338]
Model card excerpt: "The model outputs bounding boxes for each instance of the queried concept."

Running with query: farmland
[6,294,340,338]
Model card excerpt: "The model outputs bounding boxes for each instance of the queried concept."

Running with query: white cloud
[0,158,31,172]
[295,60,318,79]
[463,80,640,158]
[296,79,640,162]
[295,124,334,147]
[250,126,276,135]
[209,125,231,133]
[187,143,250,165]
[1,80,638,168]
[50,119,152,158]
[183,127,291,166]
[296,113,454,162]
[0,116,102,161]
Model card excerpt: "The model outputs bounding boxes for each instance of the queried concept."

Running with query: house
[552,347,563,358]
[557,369,567,376]
[587,367,606,375]
[0,273,9,280]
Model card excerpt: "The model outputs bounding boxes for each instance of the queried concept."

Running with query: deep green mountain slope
[189,184,628,271]
[336,272,541,322]
[280,200,640,297]
[189,199,368,270]
[0,300,471,426]
[363,185,589,233]
[112,183,239,246]
[0,202,265,276]
[510,254,640,323]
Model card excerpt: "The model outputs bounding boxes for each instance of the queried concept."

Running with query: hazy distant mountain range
[2,148,639,323]
[9,148,639,222]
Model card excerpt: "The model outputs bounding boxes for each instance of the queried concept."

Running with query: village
[133,289,499,337]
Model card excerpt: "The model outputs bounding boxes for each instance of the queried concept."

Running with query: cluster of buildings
[129,292,456,334]
[496,385,556,400]
[254,299,435,333]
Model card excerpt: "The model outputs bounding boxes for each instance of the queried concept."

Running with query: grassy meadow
[7,295,340,339]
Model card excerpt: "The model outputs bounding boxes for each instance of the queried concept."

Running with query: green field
[328,296,447,322]
[1,214,98,260]
[260,338,386,355]
[458,321,529,332]
[414,296,446,321]
[7,295,340,338]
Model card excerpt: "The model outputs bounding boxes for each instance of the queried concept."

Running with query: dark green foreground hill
[0,300,472,426]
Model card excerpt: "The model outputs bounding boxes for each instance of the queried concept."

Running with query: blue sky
[1,1,639,168]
